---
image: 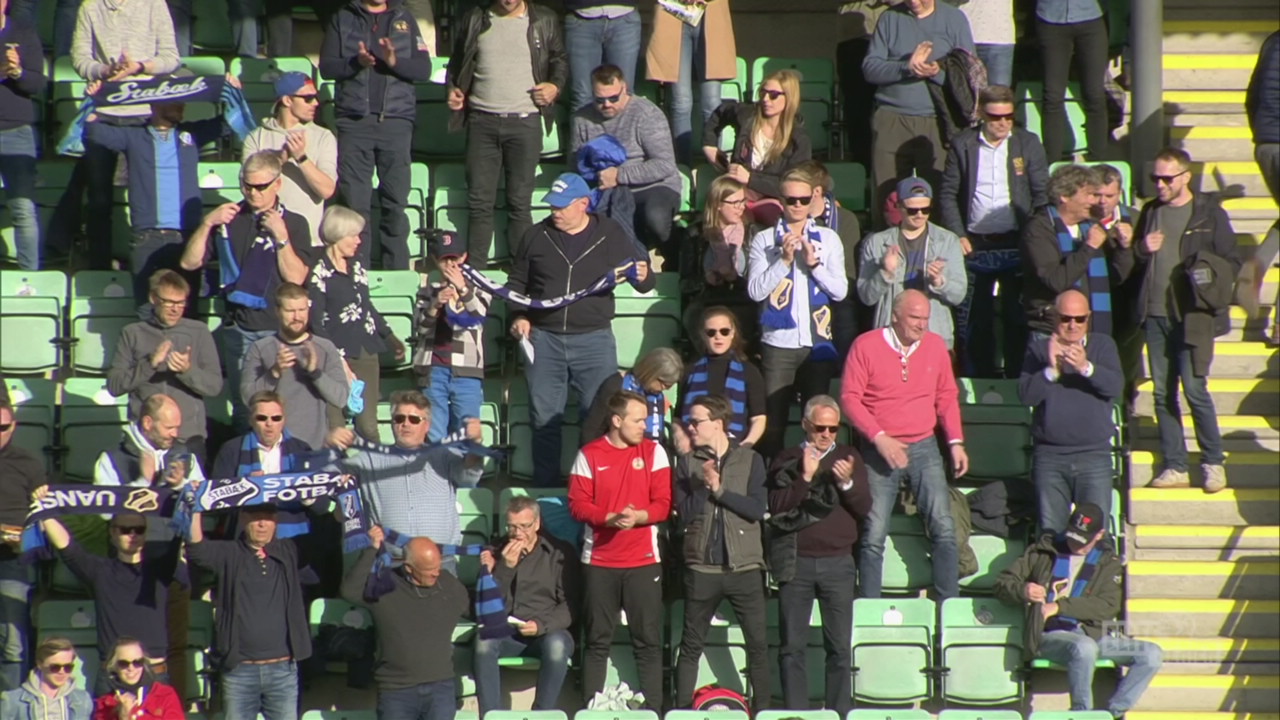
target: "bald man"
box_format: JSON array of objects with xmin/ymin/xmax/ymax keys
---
[
  {"xmin": 1018, "ymin": 289, "xmax": 1123, "ymax": 534},
  {"xmin": 841, "ymin": 289, "xmax": 967, "ymax": 600},
  {"xmin": 342, "ymin": 526, "xmax": 469, "ymax": 720}
]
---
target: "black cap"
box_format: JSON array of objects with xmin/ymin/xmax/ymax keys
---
[
  {"xmin": 1062, "ymin": 503, "xmax": 1106, "ymax": 552},
  {"xmin": 427, "ymin": 229, "xmax": 464, "ymax": 259}
]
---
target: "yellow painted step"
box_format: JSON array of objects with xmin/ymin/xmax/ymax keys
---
[
  {"xmin": 1164, "ymin": 20, "xmax": 1280, "ymax": 34},
  {"xmin": 1135, "ymin": 417, "xmax": 1277, "ymax": 431},
  {"xmin": 1150, "ymin": 674, "xmax": 1280, "ymax": 690},
  {"xmin": 1132, "ymin": 451, "xmax": 1280, "ymax": 465},
  {"xmin": 1135, "ymin": 525, "xmax": 1280, "ymax": 543},
  {"xmin": 1164, "ymin": 54, "xmax": 1262, "ymax": 70},
  {"xmin": 1135, "ymin": 377, "xmax": 1279, "ymax": 394},
  {"xmin": 1171, "ymin": 126, "xmax": 1255, "ymax": 140},
  {"xmin": 1197, "ymin": 161, "xmax": 1266, "ymax": 176},
  {"xmin": 1130, "ymin": 714, "xmax": 1280, "ymax": 720},
  {"xmin": 1129, "ymin": 598, "xmax": 1280, "ymax": 614},
  {"xmin": 1224, "ymin": 197, "xmax": 1280, "ymax": 212},
  {"xmin": 1164, "ymin": 90, "xmax": 1248, "ymax": 105},
  {"xmin": 1129, "ymin": 560, "xmax": 1280, "ymax": 577},
  {"xmin": 1130, "ymin": 488, "xmax": 1280, "ymax": 504},
  {"xmin": 1137, "ymin": 637, "xmax": 1280, "ymax": 654}
]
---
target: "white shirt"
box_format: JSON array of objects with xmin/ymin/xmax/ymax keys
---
[
  {"xmin": 258, "ymin": 438, "xmax": 284, "ymax": 475},
  {"xmin": 968, "ymin": 132, "xmax": 1017, "ymax": 235},
  {"xmin": 747, "ymin": 223, "xmax": 849, "ymax": 350}
]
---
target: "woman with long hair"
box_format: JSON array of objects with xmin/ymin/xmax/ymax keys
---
[
  {"xmin": 581, "ymin": 347, "xmax": 684, "ymax": 445},
  {"xmin": 701, "ymin": 69, "xmax": 811, "ymax": 226},
  {"xmin": 91, "ymin": 637, "xmax": 183, "ymax": 720},
  {"xmin": 701, "ymin": 175, "xmax": 751, "ymax": 288},
  {"xmin": 675, "ymin": 306, "xmax": 767, "ymax": 453}
]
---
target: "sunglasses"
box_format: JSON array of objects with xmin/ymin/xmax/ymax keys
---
[
  {"xmin": 254, "ymin": 414, "xmax": 284, "ymax": 423},
  {"xmin": 808, "ymin": 424, "xmax": 839, "ymax": 435},
  {"xmin": 45, "ymin": 663, "xmax": 75, "ymax": 675},
  {"xmin": 291, "ymin": 94, "xmax": 320, "ymax": 104},
  {"xmin": 902, "ymin": 206, "xmax": 932, "ymax": 216},
  {"xmin": 984, "ymin": 112, "xmax": 1015, "ymax": 122},
  {"xmin": 704, "ymin": 327, "xmax": 733, "ymax": 338},
  {"xmin": 686, "ymin": 417, "xmax": 710, "ymax": 428},
  {"xmin": 154, "ymin": 297, "xmax": 187, "ymax": 308},
  {"xmin": 392, "ymin": 414, "xmax": 425, "ymax": 425},
  {"xmin": 112, "ymin": 525, "xmax": 147, "ymax": 535},
  {"xmin": 1058, "ymin": 314, "xmax": 1090, "ymax": 324},
  {"xmin": 115, "ymin": 659, "xmax": 146, "ymax": 670},
  {"xmin": 722, "ymin": 197, "xmax": 747, "ymax": 207},
  {"xmin": 241, "ymin": 175, "xmax": 280, "ymax": 192},
  {"xmin": 758, "ymin": 88, "xmax": 785, "ymax": 101},
  {"xmin": 1150, "ymin": 170, "xmax": 1188, "ymax": 185},
  {"xmin": 783, "ymin": 195, "xmax": 812, "ymax": 206},
  {"xmin": 594, "ymin": 91, "xmax": 623, "ymax": 106},
  {"xmin": 0, "ymin": 423, "xmax": 11, "ymax": 432}
]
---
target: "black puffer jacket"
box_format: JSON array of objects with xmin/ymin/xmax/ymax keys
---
[{"xmin": 319, "ymin": 0, "xmax": 432, "ymax": 121}]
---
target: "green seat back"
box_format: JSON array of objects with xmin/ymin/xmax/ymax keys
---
[
  {"xmin": 6, "ymin": 377, "xmax": 56, "ymax": 461},
  {"xmin": 231, "ymin": 56, "xmax": 315, "ymax": 84},
  {"xmin": 827, "ymin": 162, "xmax": 869, "ymax": 213},
  {"xmin": 961, "ymin": 534, "xmax": 1027, "ymax": 593},
  {"xmin": 755, "ymin": 713, "xmax": 837, "ymax": 720},
  {"xmin": 180, "ymin": 56, "xmax": 228, "ymax": 76},
  {"xmin": 940, "ymin": 598, "xmax": 1026, "ymax": 705},
  {"xmin": 308, "ymin": 598, "xmax": 373, "ymax": 636},
  {"xmin": 575, "ymin": 712, "xmax": 659, "ymax": 720},
  {"xmin": 61, "ymin": 379, "xmax": 130, "ymax": 480},
  {"xmin": 881, "ymin": 533, "xmax": 934, "ymax": 593},
  {"xmin": 414, "ymin": 102, "xmax": 468, "ymax": 158},
  {"xmin": 613, "ymin": 314, "xmax": 682, "ymax": 369},
  {"xmin": 36, "ymin": 600, "xmax": 97, "ymax": 646},
  {"xmin": 665, "ymin": 712, "xmax": 749, "ymax": 720},
  {"xmin": 937, "ymin": 712, "xmax": 1026, "ymax": 720},
  {"xmin": 0, "ymin": 291, "xmax": 63, "ymax": 373},
  {"xmin": 485, "ymin": 712, "xmax": 569, "ymax": 720},
  {"xmin": 1016, "ymin": 82, "xmax": 1089, "ymax": 157},
  {"xmin": 847, "ymin": 711, "xmax": 933, "ymax": 720},
  {"xmin": 70, "ymin": 296, "xmax": 137, "ymax": 374}
]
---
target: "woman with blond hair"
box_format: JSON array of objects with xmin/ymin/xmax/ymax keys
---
[
  {"xmin": 702, "ymin": 69, "xmax": 811, "ymax": 226},
  {"xmin": 91, "ymin": 638, "xmax": 183, "ymax": 720}
]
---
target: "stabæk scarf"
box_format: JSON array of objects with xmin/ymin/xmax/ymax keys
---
[
  {"xmin": 20, "ymin": 485, "xmax": 179, "ymax": 561},
  {"xmin": 459, "ymin": 261, "xmax": 641, "ymax": 311},
  {"xmin": 760, "ymin": 218, "xmax": 837, "ymax": 361}
]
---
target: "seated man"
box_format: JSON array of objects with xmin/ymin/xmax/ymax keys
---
[
  {"xmin": 995, "ymin": 503, "xmax": 1163, "ymax": 716},
  {"xmin": 474, "ymin": 496, "xmax": 579, "ymax": 715},
  {"xmin": 570, "ymin": 63, "xmax": 682, "ymax": 262},
  {"xmin": 94, "ymin": 393, "xmax": 205, "ymax": 506}
]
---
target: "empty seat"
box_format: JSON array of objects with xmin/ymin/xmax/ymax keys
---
[
  {"xmin": 179, "ymin": 56, "xmax": 228, "ymax": 76},
  {"xmin": 664, "ymin": 711, "xmax": 749, "ymax": 720},
  {"xmin": 847, "ymin": 711, "xmax": 933, "ymax": 720},
  {"xmin": 940, "ymin": 597, "xmax": 1026, "ymax": 706},
  {"xmin": 60, "ymin": 378, "xmax": 130, "ymax": 481},
  {"xmin": 958, "ymin": 378, "xmax": 1034, "ymax": 481},
  {"xmin": 455, "ymin": 488, "xmax": 494, "ymax": 584},
  {"xmin": 485, "ymin": 713, "xmax": 568, "ymax": 720},
  {"xmin": 937, "ymin": 712, "xmax": 1025, "ymax": 720},
  {"xmin": 575, "ymin": 712, "xmax": 658, "ymax": 720},
  {"xmin": 69, "ymin": 270, "xmax": 137, "ymax": 375},
  {"xmin": 851, "ymin": 598, "xmax": 936, "ymax": 704},
  {"xmin": 5, "ymin": 377, "xmax": 56, "ymax": 469},
  {"xmin": 36, "ymin": 599, "xmax": 97, "ymax": 646},
  {"xmin": 0, "ymin": 269, "xmax": 67, "ymax": 374}
]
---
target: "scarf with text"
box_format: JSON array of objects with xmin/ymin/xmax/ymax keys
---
[
  {"xmin": 1044, "ymin": 542, "xmax": 1104, "ymax": 633},
  {"xmin": 761, "ymin": 219, "xmax": 837, "ymax": 361},
  {"xmin": 20, "ymin": 485, "xmax": 179, "ymax": 561},
  {"xmin": 217, "ymin": 204, "xmax": 285, "ymax": 310},
  {"xmin": 620, "ymin": 373, "xmax": 669, "ymax": 442},
  {"xmin": 234, "ymin": 431, "xmax": 318, "ymax": 539},
  {"xmin": 1049, "ymin": 205, "xmax": 1112, "ymax": 335},
  {"xmin": 459, "ymin": 262, "xmax": 640, "ymax": 312},
  {"xmin": 683, "ymin": 354, "xmax": 749, "ymax": 439}
]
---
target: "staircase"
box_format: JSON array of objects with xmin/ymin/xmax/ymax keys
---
[{"xmin": 1122, "ymin": 7, "xmax": 1280, "ymax": 718}]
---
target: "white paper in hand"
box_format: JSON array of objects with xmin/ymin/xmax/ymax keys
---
[{"xmin": 519, "ymin": 335, "xmax": 535, "ymax": 364}]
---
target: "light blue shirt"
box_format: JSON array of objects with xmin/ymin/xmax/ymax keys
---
[
  {"xmin": 747, "ymin": 223, "xmax": 849, "ymax": 350},
  {"xmin": 1036, "ymin": 0, "xmax": 1104, "ymax": 24},
  {"xmin": 968, "ymin": 132, "xmax": 1017, "ymax": 234}
]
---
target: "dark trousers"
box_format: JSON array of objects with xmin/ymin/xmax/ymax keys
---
[
  {"xmin": 1037, "ymin": 17, "xmax": 1110, "ymax": 162},
  {"xmin": 581, "ymin": 563, "xmax": 664, "ymax": 709},
  {"xmin": 465, "ymin": 112, "xmax": 542, "ymax": 268},
  {"xmin": 760, "ymin": 345, "xmax": 837, "ymax": 458},
  {"xmin": 961, "ymin": 249, "xmax": 1027, "ymax": 378},
  {"xmin": 55, "ymin": 116, "xmax": 146, "ymax": 268},
  {"xmin": 336, "ymin": 115, "xmax": 414, "ymax": 270},
  {"xmin": 377, "ymin": 679, "xmax": 456, "ymax": 720},
  {"xmin": 632, "ymin": 185, "xmax": 681, "ymax": 256},
  {"xmin": 778, "ymin": 554, "xmax": 856, "ymax": 713},
  {"xmin": 870, "ymin": 106, "xmax": 944, "ymax": 230},
  {"xmin": 131, "ymin": 229, "xmax": 199, "ymax": 310},
  {"xmin": 675, "ymin": 568, "xmax": 770, "ymax": 710}
]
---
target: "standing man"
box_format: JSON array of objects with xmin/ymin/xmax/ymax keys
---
[
  {"xmin": 747, "ymin": 169, "xmax": 848, "ymax": 458},
  {"xmin": 862, "ymin": 0, "xmax": 975, "ymax": 228},
  {"xmin": 767, "ymin": 395, "xmax": 870, "ymax": 713},
  {"xmin": 570, "ymin": 64, "xmax": 682, "ymax": 260},
  {"xmin": 1018, "ymin": 290, "xmax": 1123, "ymax": 534},
  {"xmin": 563, "ymin": 1, "xmax": 640, "ymax": 113},
  {"xmin": 474, "ymin": 497, "xmax": 579, "ymax": 716},
  {"xmin": 1020, "ymin": 164, "xmax": 1135, "ymax": 339},
  {"xmin": 242, "ymin": 71, "xmax": 339, "ymax": 250},
  {"xmin": 1090, "ymin": 164, "xmax": 1143, "ymax": 410},
  {"xmin": 568, "ymin": 391, "xmax": 671, "ymax": 709},
  {"xmin": 0, "ymin": 400, "xmax": 41, "ymax": 690},
  {"xmin": 319, "ymin": 0, "xmax": 432, "ymax": 270},
  {"xmin": 187, "ymin": 503, "xmax": 311, "ymax": 720},
  {"xmin": 108, "ymin": 270, "xmax": 223, "ymax": 466},
  {"xmin": 0, "ymin": 0, "xmax": 45, "ymax": 271},
  {"xmin": 179, "ymin": 151, "xmax": 317, "ymax": 429},
  {"xmin": 841, "ymin": 290, "xmax": 967, "ymax": 599},
  {"xmin": 938, "ymin": 85, "xmax": 1051, "ymax": 377},
  {"xmin": 241, "ymin": 283, "xmax": 350, "ymax": 451},
  {"xmin": 507, "ymin": 173, "xmax": 653, "ymax": 487},
  {"xmin": 793, "ymin": 161, "xmax": 864, "ymax": 360},
  {"xmin": 858, "ymin": 177, "xmax": 967, "ymax": 351},
  {"xmin": 1135, "ymin": 149, "xmax": 1241, "ymax": 493},
  {"xmin": 447, "ymin": 0, "xmax": 568, "ymax": 267},
  {"xmin": 342, "ymin": 529, "xmax": 469, "ymax": 720},
  {"xmin": 672, "ymin": 395, "xmax": 770, "ymax": 712},
  {"xmin": 1241, "ymin": 31, "xmax": 1279, "ymax": 344}
]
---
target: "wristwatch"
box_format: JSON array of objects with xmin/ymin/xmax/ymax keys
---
[{"xmin": 296, "ymin": 154, "xmax": 309, "ymax": 164}]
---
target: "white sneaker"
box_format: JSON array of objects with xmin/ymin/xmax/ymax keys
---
[
  {"xmin": 1202, "ymin": 464, "xmax": 1228, "ymax": 494},
  {"xmin": 1148, "ymin": 468, "xmax": 1191, "ymax": 488}
]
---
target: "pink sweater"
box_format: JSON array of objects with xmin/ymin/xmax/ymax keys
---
[{"xmin": 840, "ymin": 329, "xmax": 964, "ymax": 444}]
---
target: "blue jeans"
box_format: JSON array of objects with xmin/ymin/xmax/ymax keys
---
[
  {"xmin": 1037, "ymin": 630, "xmax": 1163, "ymax": 714},
  {"xmin": 1143, "ymin": 317, "xmax": 1224, "ymax": 470},
  {"xmin": 858, "ymin": 437, "xmax": 959, "ymax": 599},
  {"xmin": 526, "ymin": 327, "xmax": 618, "ymax": 487},
  {"xmin": 976, "ymin": 43, "xmax": 1016, "ymax": 88},
  {"xmin": 670, "ymin": 18, "xmax": 724, "ymax": 164},
  {"xmin": 228, "ymin": 0, "xmax": 262, "ymax": 57},
  {"xmin": 221, "ymin": 325, "xmax": 276, "ymax": 433},
  {"xmin": 563, "ymin": 11, "xmax": 642, "ymax": 113},
  {"xmin": 377, "ymin": 678, "xmax": 456, "ymax": 720},
  {"xmin": 424, "ymin": 368, "xmax": 484, "ymax": 443},
  {"xmin": 474, "ymin": 629, "xmax": 574, "ymax": 715},
  {"xmin": 0, "ymin": 126, "xmax": 40, "ymax": 270},
  {"xmin": 222, "ymin": 659, "xmax": 299, "ymax": 720},
  {"xmin": 0, "ymin": 559, "xmax": 32, "ymax": 692},
  {"xmin": 1033, "ymin": 449, "xmax": 1113, "ymax": 535}
]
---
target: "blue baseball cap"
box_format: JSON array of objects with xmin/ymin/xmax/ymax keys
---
[
  {"xmin": 896, "ymin": 176, "xmax": 933, "ymax": 201},
  {"xmin": 274, "ymin": 71, "xmax": 316, "ymax": 99},
  {"xmin": 541, "ymin": 173, "xmax": 592, "ymax": 209}
]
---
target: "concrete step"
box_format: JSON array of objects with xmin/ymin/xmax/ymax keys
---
[
  {"xmin": 1223, "ymin": 306, "xmax": 1276, "ymax": 342},
  {"xmin": 1133, "ymin": 524, "xmax": 1280, "ymax": 552},
  {"xmin": 1176, "ymin": 138, "xmax": 1261, "ymax": 162},
  {"xmin": 1127, "ymin": 559, "xmax": 1280, "ymax": 599},
  {"xmin": 1163, "ymin": 54, "xmax": 1258, "ymax": 92},
  {"xmin": 1134, "ymin": 418, "xmax": 1280, "ymax": 453},
  {"xmin": 1126, "ymin": 598, "xmax": 1280, "ymax": 638},
  {"xmin": 1173, "ymin": 113, "xmax": 1250, "ymax": 128},
  {"xmin": 1138, "ymin": 342, "xmax": 1279, "ymax": 378},
  {"xmin": 1134, "ymin": 378, "xmax": 1279, "ymax": 416},
  {"xmin": 1135, "ymin": 547, "xmax": 1280, "ymax": 561},
  {"xmin": 1128, "ymin": 487, "xmax": 1280, "ymax": 525},
  {"xmin": 1136, "ymin": 637, "xmax": 1280, "ymax": 665},
  {"xmin": 1162, "ymin": 26, "xmax": 1276, "ymax": 55},
  {"xmin": 1133, "ymin": 673, "xmax": 1280, "ymax": 712},
  {"xmin": 1224, "ymin": 197, "xmax": 1280, "ymax": 219},
  {"xmin": 1156, "ymin": 662, "xmax": 1280, "ymax": 676},
  {"xmin": 1234, "ymin": 218, "xmax": 1279, "ymax": 236},
  {"xmin": 1129, "ymin": 714, "xmax": 1280, "ymax": 720},
  {"xmin": 1165, "ymin": 8, "xmax": 1280, "ymax": 21}
]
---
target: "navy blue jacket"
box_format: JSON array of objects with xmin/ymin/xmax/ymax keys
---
[
  {"xmin": 938, "ymin": 127, "xmax": 1051, "ymax": 244},
  {"xmin": 319, "ymin": 0, "xmax": 432, "ymax": 122},
  {"xmin": 1247, "ymin": 31, "xmax": 1280, "ymax": 144},
  {"xmin": 1018, "ymin": 332, "xmax": 1123, "ymax": 453},
  {"xmin": 0, "ymin": 12, "xmax": 47, "ymax": 130}
]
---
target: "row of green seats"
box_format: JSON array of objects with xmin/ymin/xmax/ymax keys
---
[{"xmin": 293, "ymin": 711, "xmax": 1112, "ymax": 720}]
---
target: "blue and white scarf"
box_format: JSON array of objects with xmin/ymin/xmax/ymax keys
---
[
  {"xmin": 760, "ymin": 219, "xmax": 837, "ymax": 361},
  {"xmin": 620, "ymin": 372, "xmax": 668, "ymax": 442},
  {"xmin": 232, "ymin": 431, "xmax": 315, "ymax": 539},
  {"xmin": 1049, "ymin": 205, "xmax": 1112, "ymax": 335},
  {"xmin": 1044, "ymin": 543, "xmax": 1104, "ymax": 633},
  {"xmin": 459, "ymin": 262, "xmax": 640, "ymax": 311},
  {"xmin": 683, "ymin": 354, "xmax": 749, "ymax": 439},
  {"xmin": 217, "ymin": 204, "xmax": 286, "ymax": 310},
  {"xmin": 20, "ymin": 485, "xmax": 179, "ymax": 561}
]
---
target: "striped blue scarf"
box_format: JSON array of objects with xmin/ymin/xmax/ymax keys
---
[
  {"xmin": 683, "ymin": 354, "xmax": 748, "ymax": 439},
  {"xmin": 1049, "ymin": 206, "xmax": 1112, "ymax": 335},
  {"xmin": 760, "ymin": 219, "xmax": 837, "ymax": 361},
  {"xmin": 460, "ymin": 261, "xmax": 639, "ymax": 311},
  {"xmin": 620, "ymin": 373, "xmax": 667, "ymax": 442},
  {"xmin": 1045, "ymin": 544, "xmax": 1103, "ymax": 633}
]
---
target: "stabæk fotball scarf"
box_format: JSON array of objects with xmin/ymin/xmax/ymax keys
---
[
  {"xmin": 20, "ymin": 485, "xmax": 179, "ymax": 561},
  {"xmin": 459, "ymin": 261, "xmax": 641, "ymax": 311},
  {"xmin": 760, "ymin": 218, "xmax": 837, "ymax": 361}
]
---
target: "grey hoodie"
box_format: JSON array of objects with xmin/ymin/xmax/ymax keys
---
[
  {"xmin": 0, "ymin": 671, "xmax": 92, "ymax": 720},
  {"xmin": 70, "ymin": 0, "xmax": 180, "ymax": 117},
  {"xmin": 106, "ymin": 315, "xmax": 223, "ymax": 442},
  {"xmin": 242, "ymin": 117, "xmax": 339, "ymax": 248}
]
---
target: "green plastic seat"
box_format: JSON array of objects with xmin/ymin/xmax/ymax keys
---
[
  {"xmin": 5, "ymin": 377, "xmax": 56, "ymax": 467},
  {"xmin": 575, "ymin": 712, "xmax": 658, "ymax": 720},
  {"xmin": 847, "ymin": 711, "xmax": 933, "ymax": 720},
  {"xmin": 827, "ymin": 162, "xmax": 869, "ymax": 213},
  {"xmin": 485, "ymin": 713, "xmax": 568, "ymax": 720},
  {"xmin": 665, "ymin": 712, "xmax": 749, "ymax": 720},
  {"xmin": 1, "ymin": 269, "xmax": 66, "ymax": 373},
  {"xmin": 188, "ymin": 600, "xmax": 215, "ymax": 650},
  {"xmin": 851, "ymin": 598, "xmax": 936, "ymax": 704},
  {"xmin": 613, "ymin": 314, "xmax": 682, "ymax": 369},
  {"xmin": 961, "ymin": 534, "xmax": 1028, "ymax": 593},
  {"xmin": 756, "ymin": 713, "xmax": 836, "ymax": 720},
  {"xmin": 69, "ymin": 272, "xmax": 138, "ymax": 374},
  {"xmin": 60, "ymin": 379, "xmax": 130, "ymax": 480},
  {"xmin": 36, "ymin": 600, "xmax": 97, "ymax": 646},
  {"xmin": 1026, "ymin": 711, "xmax": 1114, "ymax": 720},
  {"xmin": 231, "ymin": 57, "xmax": 315, "ymax": 84},
  {"xmin": 940, "ymin": 597, "xmax": 1026, "ymax": 706},
  {"xmin": 1016, "ymin": 81, "xmax": 1090, "ymax": 157},
  {"xmin": 191, "ymin": 0, "xmax": 235, "ymax": 50},
  {"xmin": 413, "ymin": 102, "xmax": 468, "ymax": 159},
  {"xmin": 880, "ymin": 533, "xmax": 934, "ymax": 593},
  {"xmin": 957, "ymin": 378, "xmax": 1033, "ymax": 480},
  {"xmin": 937, "ymin": 712, "xmax": 1025, "ymax": 720},
  {"xmin": 180, "ymin": 56, "xmax": 228, "ymax": 76}
]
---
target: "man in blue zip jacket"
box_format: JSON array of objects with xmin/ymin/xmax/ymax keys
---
[{"xmin": 319, "ymin": 0, "xmax": 432, "ymax": 271}]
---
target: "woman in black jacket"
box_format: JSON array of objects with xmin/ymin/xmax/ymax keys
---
[{"xmin": 701, "ymin": 69, "xmax": 811, "ymax": 226}]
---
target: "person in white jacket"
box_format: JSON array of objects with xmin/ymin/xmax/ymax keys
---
[{"xmin": 858, "ymin": 177, "xmax": 967, "ymax": 349}]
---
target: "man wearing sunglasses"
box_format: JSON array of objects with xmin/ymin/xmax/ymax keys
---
[
  {"xmin": 793, "ymin": 161, "xmax": 864, "ymax": 360},
  {"xmin": 1018, "ymin": 289, "xmax": 1123, "ymax": 535},
  {"xmin": 570, "ymin": 64, "xmax": 681, "ymax": 264},
  {"xmin": 767, "ymin": 395, "xmax": 870, "ymax": 714},
  {"xmin": 1132, "ymin": 148, "xmax": 1241, "ymax": 494},
  {"xmin": 211, "ymin": 391, "xmax": 314, "ymax": 484},
  {"xmin": 0, "ymin": 398, "xmax": 42, "ymax": 690},
  {"xmin": 242, "ymin": 71, "xmax": 337, "ymax": 250},
  {"xmin": 938, "ymin": 84, "xmax": 1049, "ymax": 378},
  {"xmin": 33, "ymin": 487, "xmax": 187, "ymax": 694},
  {"xmin": 0, "ymin": 637, "xmax": 91, "ymax": 715}
]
